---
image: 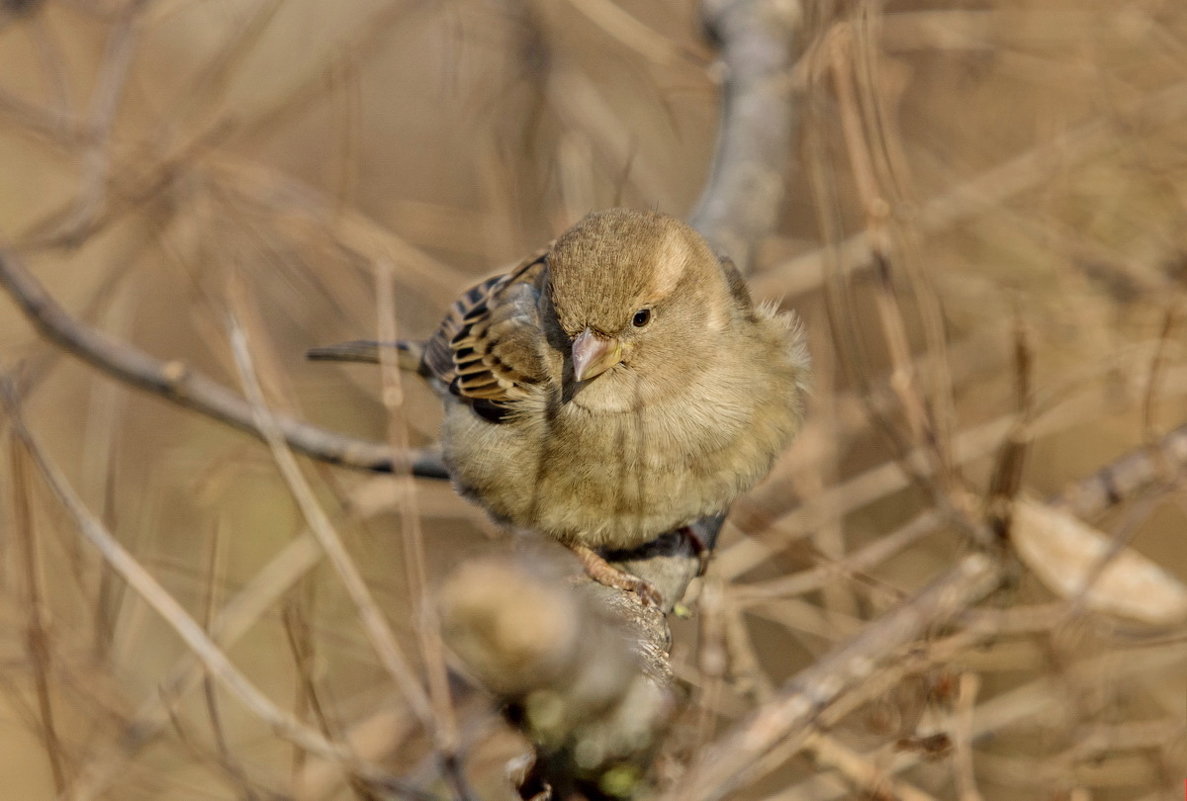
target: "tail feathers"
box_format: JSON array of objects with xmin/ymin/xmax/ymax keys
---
[{"xmin": 306, "ymin": 339, "xmax": 426, "ymax": 373}]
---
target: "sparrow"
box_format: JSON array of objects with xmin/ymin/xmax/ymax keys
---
[{"xmin": 311, "ymin": 209, "xmax": 810, "ymax": 604}]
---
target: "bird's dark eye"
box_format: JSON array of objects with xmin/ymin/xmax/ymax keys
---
[{"xmin": 632, "ymin": 308, "xmax": 652, "ymax": 328}]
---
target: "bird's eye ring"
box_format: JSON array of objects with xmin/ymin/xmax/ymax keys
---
[{"xmin": 632, "ymin": 308, "xmax": 652, "ymax": 328}]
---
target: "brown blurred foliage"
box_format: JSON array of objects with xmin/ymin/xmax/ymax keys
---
[{"xmin": 0, "ymin": 1, "xmax": 1185, "ymax": 800}]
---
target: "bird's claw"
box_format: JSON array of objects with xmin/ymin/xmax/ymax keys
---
[{"xmin": 571, "ymin": 543, "xmax": 664, "ymax": 607}]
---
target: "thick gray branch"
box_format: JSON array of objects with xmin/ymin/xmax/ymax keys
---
[{"xmin": 690, "ymin": 0, "xmax": 800, "ymax": 273}]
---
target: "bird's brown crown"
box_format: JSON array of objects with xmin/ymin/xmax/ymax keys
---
[{"xmin": 546, "ymin": 208, "xmax": 719, "ymax": 338}]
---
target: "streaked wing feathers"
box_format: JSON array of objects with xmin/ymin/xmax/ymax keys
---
[{"xmin": 422, "ymin": 251, "xmax": 549, "ymax": 411}]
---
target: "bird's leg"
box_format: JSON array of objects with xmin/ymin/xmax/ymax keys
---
[
  {"xmin": 678, "ymin": 525, "xmax": 712, "ymax": 576},
  {"xmin": 570, "ymin": 543, "xmax": 663, "ymax": 607}
]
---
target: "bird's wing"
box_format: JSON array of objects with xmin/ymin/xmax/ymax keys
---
[{"xmin": 422, "ymin": 249, "xmax": 551, "ymax": 410}]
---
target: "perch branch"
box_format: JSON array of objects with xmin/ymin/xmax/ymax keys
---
[{"xmin": 439, "ymin": 558, "xmax": 677, "ymax": 800}]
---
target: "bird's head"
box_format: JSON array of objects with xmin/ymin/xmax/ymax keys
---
[{"xmin": 546, "ymin": 209, "xmax": 731, "ymax": 393}]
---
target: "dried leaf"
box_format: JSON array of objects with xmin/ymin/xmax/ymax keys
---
[{"xmin": 1012, "ymin": 498, "xmax": 1187, "ymax": 625}]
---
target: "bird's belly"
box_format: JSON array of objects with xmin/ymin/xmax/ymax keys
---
[{"xmin": 442, "ymin": 399, "xmax": 762, "ymax": 550}]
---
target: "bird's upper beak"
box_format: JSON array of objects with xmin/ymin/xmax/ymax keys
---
[{"xmin": 571, "ymin": 328, "xmax": 622, "ymax": 382}]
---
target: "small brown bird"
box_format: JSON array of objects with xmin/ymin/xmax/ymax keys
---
[{"xmin": 312, "ymin": 209, "xmax": 809, "ymax": 603}]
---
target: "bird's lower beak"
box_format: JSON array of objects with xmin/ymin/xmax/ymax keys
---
[{"xmin": 571, "ymin": 328, "xmax": 622, "ymax": 382}]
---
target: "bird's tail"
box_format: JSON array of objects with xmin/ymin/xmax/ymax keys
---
[{"xmin": 306, "ymin": 339, "xmax": 426, "ymax": 374}]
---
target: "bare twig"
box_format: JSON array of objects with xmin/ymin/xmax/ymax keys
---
[
  {"xmin": 0, "ymin": 381, "xmax": 437, "ymax": 801},
  {"xmin": 9, "ymin": 431, "xmax": 68, "ymax": 793},
  {"xmin": 1056, "ymin": 421, "xmax": 1187, "ymax": 520},
  {"xmin": 224, "ymin": 306, "xmax": 435, "ymax": 727},
  {"xmin": 570, "ymin": 0, "xmax": 712, "ymax": 68},
  {"xmin": 65, "ymin": 517, "xmax": 375, "ymax": 801},
  {"xmin": 953, "ymin": 672, "xmax": 984, "ymax": 801},
  {"xmin": 721, "ymin": 357, "xmax": 1187, "ymax": 581},
  {"xmin": 372, "ymin": 257, "xmax": 468, "ymax": 797},
  {"xmin": 802, "ymin": 731, "xmax": 940, "ymax": 801},
  {"xmin": 0, "ymin": 249, "xmax": 447, "ymax": 477},
  {"xmin": 753, "ymin": 80, "xmax": 1187, "ymax": 299},
  {"xmin": 668, "ymin": 553, "xmax": 1004, "ymax": 801},
  {"xmin": 59, "ymin": 0, "xmax": 146, "ymax": 245}
]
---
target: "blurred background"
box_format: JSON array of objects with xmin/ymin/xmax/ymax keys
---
[{"xmin": 0, "ymin": 0, "xmax": 1184, "ymax": 799}]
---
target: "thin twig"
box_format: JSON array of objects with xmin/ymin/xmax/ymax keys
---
[
  {"xmin": 754, "ymin": 80, "xmax": 1187, "ymax": 299},
  {"xmin": 0, "ymin": 249, "xmax": 447, "ymax": 477},
  {"xmin": 223, "ymin": 305, "xmax": 435, "ymax": 728},
  {"xmin": 9, "ymin": 432, "xmax": 68, "ymax": 793},
  {"xmin": 667, "ymin": 553, "xmax": 1004, "ymax": 801},
  {"xmin": 64, "ymin": 531, "xmax": 324, "ymax": 801},
  {"xmin": 802, "ymin": 730, "xmax": 940, "ymax": 801},
  {"xmin": 373, "ymin": 257, "xmax": 469, "ymax": 798},
  {"xmin": 58, "ymin": 0, "xmax": 146, "ymax": 245},
  {"xmin": 0, "ymin": 380, "xmax": 439, "ymax": 801},
  {"xmin": 568, "ymin": 0, "xmax": 711, "ymax": 68},
  {"xmin": 953, "ymin": 672, "xmax": 984, "ymax": 801}
]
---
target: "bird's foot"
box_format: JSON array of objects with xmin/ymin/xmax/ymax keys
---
[{"xmin": 571, "ymin": 544, "xmax": 663, "ymax": 607}]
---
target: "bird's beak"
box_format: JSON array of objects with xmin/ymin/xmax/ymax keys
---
[{"xmin": 571, "ymin": 328, "xmax": 622, "ymax": 382}]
